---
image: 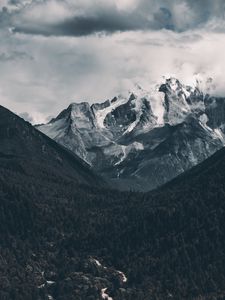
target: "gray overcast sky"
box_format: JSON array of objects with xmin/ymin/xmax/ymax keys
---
[{"xmin": 1, "ymin": 0, "xmax": 225, "ymax": 123}]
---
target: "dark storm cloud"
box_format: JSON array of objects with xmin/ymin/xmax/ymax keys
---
[
  {"xmin": 4, "ymin": 0, "xmax": 225, "ymax": 37},
  {"xmin": 13, "ymin": 12, "xmax": 142, "ymax": 36}
]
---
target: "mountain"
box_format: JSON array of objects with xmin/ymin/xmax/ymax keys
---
[
  {"xmin": 0, "ymin": 105, "xmax": 102, "ymax": 187},
  {"xmin": 2, "ymin": 104, "xmax": 225, "ymax": 299},
  {"xmin": 37, "ymin": 77, "xmax": 225, "ymax": 191}
]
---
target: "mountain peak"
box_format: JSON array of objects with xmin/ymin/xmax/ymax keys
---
[
  {"xmin": 0, "ymin": 104, "xmax": 101, "ymax": 186},
  {"xmin": 159, "ymin": 77, "xmax": 184, "ymax": 94},
  {"xmin": 37, "ymin": 76, "xmax": 225, "ymax": 191},
  {"xmin": 69, "ymin": 101, "xmax": 91, "ymax": 110},
  {"xmin": 166, "ymin": 77, "xmax": 181, "ymax": 89}
]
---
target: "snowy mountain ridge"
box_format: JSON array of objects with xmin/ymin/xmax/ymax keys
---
[{"xmin": 37, "ymin": 77, "xmax": 225, "ymax": 191}]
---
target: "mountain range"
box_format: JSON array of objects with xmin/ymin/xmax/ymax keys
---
[
  {"xmin": 2, "ymin": 102, "xmax": 225, "ymax": 299},
  {"xmin": 37, "ymin": 77, "xmax": 225, "ymax": 191}
]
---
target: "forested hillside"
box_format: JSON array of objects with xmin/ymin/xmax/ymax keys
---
[{"xmin": 1, "ymin": 105, "xmax": 225, "ymax": 299}]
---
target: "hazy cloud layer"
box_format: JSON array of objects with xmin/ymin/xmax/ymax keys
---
[
  {"xmin": 0, "ymin": 50, "xmax": 33, "ymax": 61},
  {"xmin": 0, "ymin": 1, "xmax": 225, "ymax": 122}
]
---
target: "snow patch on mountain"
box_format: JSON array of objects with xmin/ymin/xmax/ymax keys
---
[
  {"xmin": 214, "ymin": 128, "xmax": 225, "ymax": 145},
  {"xmin": 94, "ymin": 95, "xmax": 129, "ymax": 129},
  {"xmin": 199, "ymin": 113, "xmax": 210, "ymax": 129},
  {"xmin": 89, "ymin": 257, "xmax": 127, "ymax": 299},
  {"xmin": 117, "ymin": 271, "xmax": 127, "ymax": 283},
  {"xmin": 115, "ymin": 142, "xmax": 144, "ymax": 166},
  {"xmin": 149, "ymin": 90, "xmax": 165, "ymax": 126},
  {"xmin": 101, "ymin": 288, "xmax": 113, "ymax": 300}
]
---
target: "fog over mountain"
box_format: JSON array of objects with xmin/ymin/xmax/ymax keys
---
[{"xmin": 1, "ymin": 0, "xmax": 225, "ymax": 122}]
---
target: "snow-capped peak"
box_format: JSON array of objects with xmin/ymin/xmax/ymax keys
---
[
  {"xmin": 166, "ymin": 77, "xmax": 181, "ymax": 91},
  {"xmin": 92, "ymin": 95, "xmax": 130, "ymax": 129},
  {"xmin": 36, "ymin": 76, "xmax": 225, "ymax": 192}
]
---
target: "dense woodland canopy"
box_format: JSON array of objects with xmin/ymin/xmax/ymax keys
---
[{"xmin": 1, "ymin": 105, "xmax": 225, "ymax": 299}]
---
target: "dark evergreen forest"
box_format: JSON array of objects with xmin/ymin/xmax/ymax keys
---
[{"xmin": 1, "ymin": 105, "xmax": 225, "ymax": 299}]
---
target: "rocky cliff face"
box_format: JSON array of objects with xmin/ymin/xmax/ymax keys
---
[{"xmin": 37, "ymin": 78, "xmax": 225, "ymax": 191}]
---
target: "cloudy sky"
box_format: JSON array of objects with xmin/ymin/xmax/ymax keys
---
[{"xmin": 1, "ymin": 0, "xmax": 225, "ymax": 123}]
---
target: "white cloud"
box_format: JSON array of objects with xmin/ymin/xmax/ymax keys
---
[
  {"xmin": 20, "ymin": 0, "xmax": 73, "ymax": 24},
  {"xmin": 1, "ymin": 0, "xmax": 225, "ymax": 123},
  {"xmin": 115, "ymin": 0, "xmax": 139, "ymax": 11}
]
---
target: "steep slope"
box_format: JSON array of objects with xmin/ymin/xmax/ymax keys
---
[
  {"xmin": 37, "ymin": 78, "xmax": 225, "ymax": 191},
  {"xmin": 3, "ymin": 104, "xmax": 225, "ymax": 299},
  {"xmin": 0, "ymin": 105, "xmax": 101, "ymax": 186}
]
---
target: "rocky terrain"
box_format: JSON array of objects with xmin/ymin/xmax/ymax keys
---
[{"xmin": 37, "ymin": 78, "xmax": 225, "ymax": 191}]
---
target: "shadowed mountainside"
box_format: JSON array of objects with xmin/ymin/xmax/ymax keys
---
[{"xmin": 1, "ymin": 105, "xmax": 225, "ymax": 299}]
